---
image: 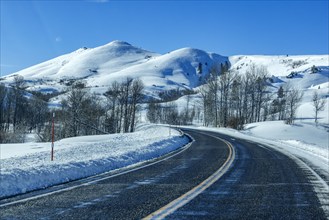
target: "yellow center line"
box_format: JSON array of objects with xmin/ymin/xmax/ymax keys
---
[{"xmin": 143, "ymin": 134, "xmax": 235, "ymax": 220}]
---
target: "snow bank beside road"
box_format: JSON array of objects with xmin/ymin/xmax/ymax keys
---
[
  {"xmin": 184, "ymin": 121, "xmax": 328, "ymax": 173},
  {"xmin": 0, "ymin": 125, "xmax": 189, "ymax": 198},
  {"xmin": 243, "ymin": 121, "xmax": 329, "ymax": 160}
]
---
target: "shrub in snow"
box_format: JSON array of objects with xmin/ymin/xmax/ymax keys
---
[
  {"xmin": 290, "ymin": 60, "xmax": 307, "ymax": 69},
  {"xmin": 286, "ymin": 71, "xmax": 298, "ymax": 78},
  {"xmin": 311, "ymin": 65, "xmax": 319, "ymax": 74}
]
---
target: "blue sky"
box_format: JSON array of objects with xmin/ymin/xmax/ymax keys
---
[{"xmin": 1, "ymin": 0, "xmax": 328, "ymax": 76}]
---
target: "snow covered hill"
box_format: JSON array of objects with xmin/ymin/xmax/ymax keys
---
[
  {"xmin": 230, "ymin": 54, "xmax": 328, "ymax": 77},
  {"xmin": 230, "ymin": 54, "xmax": 329, "ymax": 91},
  {"xmin": 0, "ymin": 40, "xmax": 228, "ymax": 100},
  {"xmin": 1, "ymin": 40, "xmax": 328, "ymax": 102}
]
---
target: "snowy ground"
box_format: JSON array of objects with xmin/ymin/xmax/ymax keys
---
[
  {"xmin": 243, "ymin": 121, "xmax": 328, "ymax": 160},
  {"xmin": 0, "ymin": 124, "xmax": 189, "ymax": 198}
]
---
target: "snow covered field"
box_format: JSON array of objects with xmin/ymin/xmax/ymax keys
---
[{"xmin": 0, "ymin": 125, "xmax": 189, "ymax": 198}]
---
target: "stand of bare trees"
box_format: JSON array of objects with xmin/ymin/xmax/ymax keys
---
[
  {"xmin": 1, "ymin": 76, "xmax": 145, "ymax": 143},
  {"xmin": 0, "ymin": 76, "xmax": 49, "ymax": 143},
  {"xmin": 104, "ymin": 78, "xmax": 144, "ymax": 133},
  {"xmin": 199, "ymin": 64, "xmax": 271, "ymax": 129},
  {"xmin": 145, "ymin": 64, "xmax": 306, "ymax": 129},
  {"xmin": 198, "ymin": 64, "xmax": 305, "ymax": 129},
  {"xmin": 59, "ymin": 84, "xmax": 105, "ymax": 138},
  {"xmin": 147, "ymin": 100, "xmax": 195, "ymax": 126}
]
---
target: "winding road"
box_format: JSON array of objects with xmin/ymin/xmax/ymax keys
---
[{"xmin": 0, "ymin": 129, "xmax": 328, "ymax": 219}]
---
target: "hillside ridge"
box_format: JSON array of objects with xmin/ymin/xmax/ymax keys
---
[{"xmin": 1, "ymin": 41, "xmax": 328, "ymax": 101}]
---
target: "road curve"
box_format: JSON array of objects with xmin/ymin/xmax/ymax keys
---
[
  {"xmin": 168, "ymin": 129, "xmax": 328, "ymax": 219},
  {"xmin": 0, "ymin": 129, "xmax": 231, "ymax": 219},
  {"xmin": 0, "ymin": 129, "xmax": 327, "ymax": 219}
]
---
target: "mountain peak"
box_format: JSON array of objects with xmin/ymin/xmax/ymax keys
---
[{"xmin": 107, "ymin": 40, "xmax": 132, "ymax": 47}]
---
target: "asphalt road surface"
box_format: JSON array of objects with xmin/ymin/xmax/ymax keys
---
[
  {"xmin": 0, "ymin": 129, "xmax": 327, "ymax": 219},
  {"xmin": 167, "ymin": 130, "xmax": 328, "ymax": 219}
]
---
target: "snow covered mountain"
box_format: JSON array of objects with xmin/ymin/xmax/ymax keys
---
[
  {"xmin": 0, "ymin": 40, "xmax": 228, "ymax": 99},
  {"xmin": 0, "ymin": 40, "xmax": 328, "ymax": 101}
]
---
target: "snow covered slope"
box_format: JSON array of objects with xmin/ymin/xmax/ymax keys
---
[
  {"xmin": 0, "ymin": 40, "xmax": 228, "ymax": 99},
  {"xmin": 229, "ymin": 55, "xmax": 328, "ymax": 93},
  {"xmin": 230, "ymin": 54, "xmax": 329, "ymax": 77},
  {"xmin": 1, "ymin": 40, "xmax": 327, "ymax": 102}
]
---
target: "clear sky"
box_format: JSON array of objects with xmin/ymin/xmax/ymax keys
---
[{"xmin": 1, "ymin": 0, "xmax": 328, "ymax": 76}]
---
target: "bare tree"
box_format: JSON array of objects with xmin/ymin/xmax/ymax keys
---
[
  {"xmin": 284, "ymin": 84, "xmax": 304, "ymax": 124},
  {"xmin": 12, "ymin": 75, "xmax": 27, "ymax": 131},
  {"xmin": 162, "ymin": 102, "xmax": 179, "ymax": 125},
  {"xmin": 28, "ymin": 96, "xmax": 49, "ymax": 133},
  {"xmin": 147, "ymin": 102, "xmax": 161, "ymax": 123},
  {"xmin": 207, "ymin": 67, "xmax": 220, "ymax": 126},
  {"xmin": 63, "ymin": 83, "xmax": 88, "ymax": 137},
  {"xmin": 104, "ymin": 81, "xmax": 121, "ymax": 133},
  {"xmin": 254, "ymin": 66, "xmax": 269, "ymax": 122},
  {"xmin": 219, "ymin": 69, "xmax": 237, "ymax": 127},
  {"xmin": 277, "ymin": 86, "xmax": 286, "ymax": 120},
  {"xmin": 229, "ymin": 76, "xmax": 246, "ymax": 129},
  {"xmin": 199, "ymin": 83, "xmax": 216, "ymax": 127},
  {"xmin": 0, "ymin": 84, "xmax": 6, "ymax": 132},
  {"xmin": 122, "ymin": 78, "xmax": 133, "ymax": 133},
  {"xmin": 129, "ymin": 79, "xmax": 144, "ymax": 132},
  {"xmin": 312, "ymin": 91, "xmax": 326, "ymax": 124}
]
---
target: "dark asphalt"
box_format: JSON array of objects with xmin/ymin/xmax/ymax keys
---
[
  {"xmin": 0, "ymin": 129, "xmax": 230, "ymax": 219},
  {"xmin": 0, "ymin": 129, "xmax": 327, "ymax": 219},
  {"xmin": 169, "ymin": 130, "xmax": 327, "ymax": 219}
]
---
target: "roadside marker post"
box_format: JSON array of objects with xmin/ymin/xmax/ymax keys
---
[{"xmin": 51, "ymin": 112, "xmax": 55, "ymax": 161}]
